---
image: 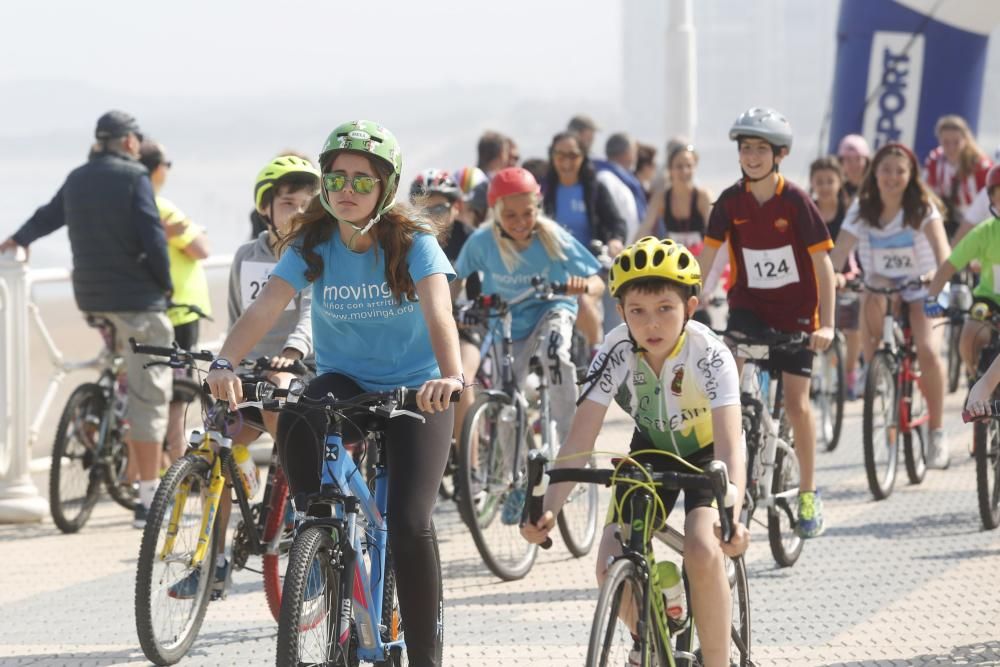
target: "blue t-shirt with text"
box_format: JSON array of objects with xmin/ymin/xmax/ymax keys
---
[
  {"xmin": 272, "ymin": 232, "xmax": 455, "ymax": 391},
  {"xmin": 555, "ymin": 183, "xmax": 590, "ymax": 246},
  {"xmin": 454, "ymin": 225, "xmax": 601, "ymax": 340}
]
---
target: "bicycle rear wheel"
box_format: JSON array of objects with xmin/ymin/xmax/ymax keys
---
[
  {"xmin": 814, "ymin": 336, "xmax": 845, "ymax": 452},
  {"xmin": 863, "ymin": 351, "xmax": 899, "ymax": 500},
  {"xmin": 262, "ymin": 465, "xmax": 290, "ymax": 623},
  {"xmin": 276, "ymin": 526, "xmax": 351, "ymax": 667},
  {"xmin": 587, "ymin": 558, "xmax": 665, "ymax": 666},
  {"xmin": 674, "ymin": 556, "xmax": 752, "ymax": 667},
  {"xmin": 768, "ymin": 445, "xmax": 803, "ymax": 567},
  {"xmin": 903, "ymin": 369, "xmax": 928, "ymax": 485},
  {"xmin": 975, "ymin": 412, "xmax": 1000, "ymax": 530},
  {"xmin": 135, "ymin": 455, "xmax": 217, "ymax": 665},
  {"xmin": 49, "ymin": 383, "xmax": 105, "ymax": 533},
  {"xmin": 458, "ymin": 393, "xmax": 537, "ymax": 581}
]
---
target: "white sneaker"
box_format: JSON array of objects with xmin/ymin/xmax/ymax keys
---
[
  {"xmin": 627, "ymin": 643, "xmax": 641, "ymax": 666},
  {"xmin": 927, "ymin": 429, "xmax": 950, "ymax": 470}
]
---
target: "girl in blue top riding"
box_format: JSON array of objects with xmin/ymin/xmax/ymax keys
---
[{"xmin": 206, "ymin": 120, "xmax": 462, "ymax": 667}]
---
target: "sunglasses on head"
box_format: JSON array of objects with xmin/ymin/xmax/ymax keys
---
[{"xmin": 323, "ymin": 172, "xmax": 380, "ymax": 195}]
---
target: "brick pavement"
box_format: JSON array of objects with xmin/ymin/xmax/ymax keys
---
[{"xmin": 2, "ymin": 393, "xmax": 999, "ymax": 666}]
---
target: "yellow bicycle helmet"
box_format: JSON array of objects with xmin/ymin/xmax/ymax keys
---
[
  {"xmin": 254, "ymin": 155, "xmax": 321, "ymax": 210},
  {"xmin": 608, "ymin": 236, "xmax": 702, "ymax": 298}
]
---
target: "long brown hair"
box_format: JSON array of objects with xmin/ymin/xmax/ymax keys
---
[
  {"xmin": 935, "ymin": 114, "xmax": 987, "ymax": 181},
  {"xmin": 856, "ymin": 143, "xmax": 941, "ymax": 230},
  {"xmin": 278, "ymin": 154, "xmax": 445, "ymax": 304}
]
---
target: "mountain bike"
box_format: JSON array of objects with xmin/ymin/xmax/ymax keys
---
[
  {"xmin": 524, "ymin": 451, "xmax": 752, "ymax": 667},
  {"xmin": 846, "ymin": 279, "xmax": 929, "ymax": 500},
  {"xmin": 725, "ymin": 329, "xmax": 808, "ymax": 568},
  {"xmin": 47, "ymin": 315, "xmax": 135, "ymax": 532},
  {"xmin": 960, "ymin": 307, "xmax": 1000, "ymax": 528},
  {"xmin": 457, "ymin": 277, "xmax": 599, "ymax": 581},
  {"xmin": 273, "ymin": 386, "xmax": 452, "ymax": 666},
  {"xmin": 131, "ymin": 341, "xmax": 307, "ymax": 665}
]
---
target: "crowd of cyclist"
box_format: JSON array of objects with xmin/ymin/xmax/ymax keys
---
[{"xmin": 4, "ymin": 106, "xmax": 1000, "ymax": 666}]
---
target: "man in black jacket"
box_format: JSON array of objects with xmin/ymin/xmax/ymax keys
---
[{"xmin": 1, "ymin": 110, "xmax": 174, "ymax": 528}]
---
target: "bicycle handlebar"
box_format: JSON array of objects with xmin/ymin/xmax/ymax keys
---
[
  {"xmin": 963, "ymin": 401, "xmax": 1000, "ymax": 423},
  {"xmin": 722, "ymin": 328, "xmax": 811, "ymax": 350},
  {"xmin": 522, "ymin": 451, "xmax": 735, "ymax": 550},
  {"xmin": 130, "ymin": 338, "xmax": 215, "ymax": 362},
  {"xmin": 843, "ymin": 277, "xmax": 927, "ymax": 295}
]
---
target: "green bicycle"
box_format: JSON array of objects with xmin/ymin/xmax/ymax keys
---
[{"xmin": 524, "ymin": 451, "xmax": 752, "ymax": 667}]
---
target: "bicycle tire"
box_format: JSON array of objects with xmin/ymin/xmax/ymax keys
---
[
  {"xmin": 135, "ymin": 455, "xmax": 217, "ymax": 665},
  {"xmin": 557, "ymin": 449, "xmax": 599, "ymax": 558},
  {"xmin": 946, "ymin": 322, "xmax": 962, "ymax": 394},
  {"xmin": 902, "ymin": 366, "xmax": 928, "ymax": 485},
  {"xmin": 975, "ymin": 383, "xmax": 1000, "ymax": 529},
  {"xmin": 818, "ymin": 336, "xmax": 846, "ymax": 452},
  {"xmin": 863, "ymin": 351, "xmax": 899, "ymax": 500},
  {"xmin": 49, "ymin": 383, "xmax": 105, "ymax": 533},
  {"xmin": 262, "ymin": 465, "xmax": 290, "ymax": 623},
  {"xmin": 767, "ymin": 445, "xmax": 804, "ymax": 567},
  {"xmin": 457, "ymin": 393, "xmax": 537, "ymax": 581},
  {"xmin": 104, "ymin": 415, "xmax": 137, "ymax": 510},
  {"xmin": 587, "ymin": 558, "xmax": 665, "ymax": 667},
  {"xmin": 276, "ymin": 525, "xmax": 351, "ymax": 667},
  {"xmin": 674, "ymin": 556, "xmax": 752, "ymax": 667}
]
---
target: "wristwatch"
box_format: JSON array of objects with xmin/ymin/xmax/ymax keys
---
[{"xmin": 209, "ymin": 358, "xmax": 234, "ymax": 372}]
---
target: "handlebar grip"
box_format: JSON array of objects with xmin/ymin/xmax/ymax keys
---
[
  {"xmin": 252, "ymin": 357, "xmax": 310, "ymax": 376},
  {"xmin": 704, "ymin": 460, "xmax": 733, "ymax": 543},
  {"xmin": 522, "ymin": 450, "xmax": 552, "ymax": 549},
  {"xmin": 963, "ymin": 400, "xmax": 1000, "ymax": 423},
  {"xmin": 129, "ymin": 337, "xmax": 177, "ymax": 357}
]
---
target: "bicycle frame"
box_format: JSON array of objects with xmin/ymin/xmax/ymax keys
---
[
  {"xmin": 877, "ymin": 300, "xmax": 929, "ymax": 437},
  {"xmin": 293, "ymin": 416, "xmax": 398, "ymax": 662},
  {"xmin": 739, "ymin": 348, "xmax": 798, "ymax": 520}
]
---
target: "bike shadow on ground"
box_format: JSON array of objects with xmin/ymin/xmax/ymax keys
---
[
  {"xmin": 817, "ymin": 639, "xmax": 1000, "ymax": 666},
  {"xmin": 819, "ymin": 511, "xmax": 981, "ymax": 541},
  {"xmin": 0, "ymin": 647, "xmax": 148, "ymax": 665}
]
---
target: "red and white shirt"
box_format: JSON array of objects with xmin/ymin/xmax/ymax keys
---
[{"xmin": 923, "ymin": 147, "xmax": 992, "ymax": 215}]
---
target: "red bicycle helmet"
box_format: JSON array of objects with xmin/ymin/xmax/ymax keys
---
[
  {"xmin": 987, "ymin": 164, "xmax": 1000, "ymax": 193},
  {"xmin": 487, "ymin": 167, "xmax": 541, "ymax": 208}
]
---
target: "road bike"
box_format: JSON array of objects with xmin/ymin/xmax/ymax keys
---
[
  {"xmin": 457, "ymin": 277, "xmax": 599, "ymax": 581},
  {"xmin": 524, "ymin": 450, "xmax": 752, "ymax": 667}
]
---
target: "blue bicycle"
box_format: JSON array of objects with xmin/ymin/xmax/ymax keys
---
[{"xmin": 267, "ymin": 384, "xmax": 445, "ymax": 666}]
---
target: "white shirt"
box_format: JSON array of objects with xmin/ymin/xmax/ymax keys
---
[
  {"xmin": 841, "ymin": 200, "xmax": 940, "ymax": 280},
  {"xmin": 964, "ymin": 187, "xmax": 992, "ymax": 226}
]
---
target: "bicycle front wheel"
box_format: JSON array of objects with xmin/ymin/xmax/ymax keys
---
[
  {"xmin": 767, "ymin": 444, "xmax": 803, "ymax": 567},
  {"xmin": 276, "ymin": 526, "xmax": 350, "ymax": 667},
  {"xmin": 587, "ymin": 558, "xmax": 665, "ymax": 667},
  {"xmin": 814, "ymin": 337, "xmax": 845, "ymax": 452},
  {"xmin": 262, "ymin": 465, "xmax": 290, "ymax": 623},
  {"xmin": 903, "ymin": 368, "xmax": 928, "ymax": 485},
  {"xmin": 458, "ymin": 393, "xmax": 537, "ymax": 581},
  {"xmin": 975, "ymin": 416, "xmax": 1000, "ymax": 529},
  {"xmin": 135, "ymin": 455, "xmax": 217, "ymax": 665},
  {"xmin": 557, "ymin": 455, "xmax": 599, "ymax": 558},
  {"xmin": 863, "ymin": 351, "xmax": 899, "ymax": 500},
  {"xmin": 946, "ymin": 321, "xmax": 962, "ymax": 394},
  {"xmin": 49, "ymin": 383, "xmax": 105, "ymax": 533}
]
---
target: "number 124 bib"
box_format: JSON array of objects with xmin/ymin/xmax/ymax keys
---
[{"xmin": 742, "ymin": 246, "xmax": 800, "ymax": 289}]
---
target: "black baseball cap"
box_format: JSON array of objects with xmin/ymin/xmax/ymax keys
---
[{"xmin": 95, "ymin": 110, "xmax": 143, "ymax": 141}]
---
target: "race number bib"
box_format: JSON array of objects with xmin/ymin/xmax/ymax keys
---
[
  {"xmin": 872, "ymin": 246, "xmax": 918, "ymax": 279},
  {"xmin": 742, "ymin": 246, "xmax": 799, "ymax": 289},
  {"xmin": 241, "ymin": 261, "xmax": 293, "ymax": 311}
]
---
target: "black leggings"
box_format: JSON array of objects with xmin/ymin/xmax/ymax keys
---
[{"xmin": 277, "ymin": 373, "xmax": 451, "ymax": 667}]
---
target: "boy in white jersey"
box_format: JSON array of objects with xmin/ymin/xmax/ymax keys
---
[{"xmin": 522, "ymin": 237, "xmax": 749, "ymax": 667}]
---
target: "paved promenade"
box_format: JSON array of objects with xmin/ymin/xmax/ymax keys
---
[{"xmin": 2, "ymin": 392, "xmax": 999, "ymax": 666}]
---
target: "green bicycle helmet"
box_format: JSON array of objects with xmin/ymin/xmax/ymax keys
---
[
  {"xmin": 254, "ymin": 155, "xmax": 320, "ymax": 211},
  {"xmin": 318, "ymin": 120, "xmax": 403, "ymax": 224}
]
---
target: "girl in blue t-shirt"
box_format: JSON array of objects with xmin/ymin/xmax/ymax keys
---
[
  {"xmin": 206, "ymin": 120, "xmax": 462, "ymax": 666},
  {"xmin": 454, "ymin": 167, "xmax": 604, "ymax": 448}
]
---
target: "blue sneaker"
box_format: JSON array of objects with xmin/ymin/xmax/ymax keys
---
[
  {"xmin": 796, "ymin": 491, "xmax": 825, "ymax": 538},
  {"xmin": 168, "ymin": 559, "xmax": 229, "ymax": 600},
  {"xmin": 500, "ymin": 487, "xmax": 526, "ymax": 526}
]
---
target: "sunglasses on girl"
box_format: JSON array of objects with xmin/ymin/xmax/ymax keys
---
[{"xmin": 323, "ymin": 172, "xmax": 380, "ymax": 195}]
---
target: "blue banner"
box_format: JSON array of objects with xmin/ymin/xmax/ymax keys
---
[{"xmin": 828, "ymin": 0, "xmax": 998, "ymax": 159}]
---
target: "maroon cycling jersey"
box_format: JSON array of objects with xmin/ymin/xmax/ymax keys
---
[{"xmin": 705, "ymin": 175, "xmax": 832, "ymax": 333}]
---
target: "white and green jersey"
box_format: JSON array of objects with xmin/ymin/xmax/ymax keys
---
[{"xmin": 583, "ymin": 320, "xmax": 741, "ymax": 459}]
